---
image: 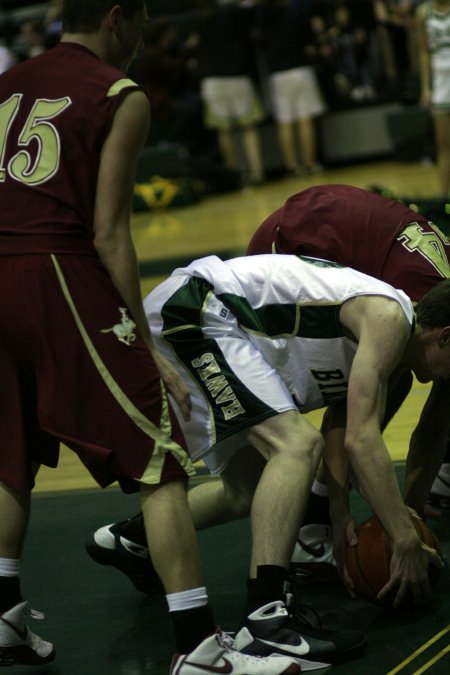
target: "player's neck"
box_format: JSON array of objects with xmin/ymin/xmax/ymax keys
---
[
  {"xmin": 60, "ymin": 34, "xmax": 114, "ymax": 67},
  {"xmin": 402, "ymin": 329, "xmax": 433, "ymax": 384}
]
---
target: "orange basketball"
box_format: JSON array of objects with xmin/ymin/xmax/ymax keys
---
[{"xmin": 345, "ymin": 514, "xmax": 442, "ymax": 608}]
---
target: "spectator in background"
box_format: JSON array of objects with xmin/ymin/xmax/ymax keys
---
[
  {"xmin": 14, "ymin": 19, "xmax": 45, "ymax": 61},
  {"xmin": 332, "ymin": 1, "xmax": 377, "ymax": 102},
  {"xmin": 131, "ymin": 16, "xmax": 207, "ymax": 153},
  {"xmin": 373, "ymin": 0, "xmax": 416, "ymax": 95},
  {"xmin": 44, "ymin": 0, "xmax": 63, "ymax": 49},
  {"xmin": 416, "ymin": 0, "xmax": 450, "ymax": 198},
  {"xmin": 306, "ymin": 2, "xmax": 380, "ymax": 109},
  {"xmin": 256, "ymin": 0, "xmax": 326, "ymax": 176},
  {"xmin": 194, "ymin": 0, "xmax": 266, "ymax": 186},
  {"xmin": 306, "ymin": 12, "xmax": 340, "ymax": 106},
  {"xmin": 0, "ymin": 39, "xmax": 16, "ymax": 74}
]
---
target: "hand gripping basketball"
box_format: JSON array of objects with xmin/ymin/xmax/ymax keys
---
[{"xmin": 345, "ymin": 512, "xmax": 444, "ymax": 608}]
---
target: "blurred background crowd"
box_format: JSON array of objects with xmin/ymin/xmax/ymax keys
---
[{"xmin": 0, "ymin": 1, "xmax": 441, "ymax": 191}]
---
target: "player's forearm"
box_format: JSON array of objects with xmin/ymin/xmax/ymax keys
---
[
  {"xmin": 94, "ymin": 228, "xmax": 152, "ymax": 345},
  {"xmin": 322, "ymin": 422, "xmax": 351, "ymax": 520},
  {"xmin": 404, "ymin": 381, "xmax": 450, "ymax": 513},
  {"xmin": 345, "ymin": 434, "xmax": 418, "ymax": 548},
  {"xmin": 404, "ymin": 430, "xmax": 448, "ymax": 515}
]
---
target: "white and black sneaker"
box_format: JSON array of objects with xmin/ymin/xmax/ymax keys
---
[
  {"xmin": 290, "ymin": 524, "xmax": 338, "ymax": 582},
  {"xmin": 0, "ymin": 601, "xmax": 55, "ymax": 666},
  {"xmin": 85, "ymin": 514, "xmax": 163, "ymax": 594},
  {"xmin": 170, "ymin": 629, "xmax": 301, "ymax": 675},
  {"xmin": 234, "ymin": 600, "xmax": 367, "ymax": 671}
]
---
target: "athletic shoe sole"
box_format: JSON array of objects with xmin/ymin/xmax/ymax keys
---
[{"xmin": 0, "ymin": 643, "xmax": 56, "ymax": 666}]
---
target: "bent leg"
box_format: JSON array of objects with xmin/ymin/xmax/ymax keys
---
[
  {"xmin": 189, "ymin": 445, "xmax": 265, "ymax": 529},
  {"xmin": 243, "ymin": 410, "xmax": 324, "ymax": 575},
  {"xmin": 140, "ymin": 480, "xmax": 203, "ymax": 594}
]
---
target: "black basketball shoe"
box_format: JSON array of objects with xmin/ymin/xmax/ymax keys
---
[
  {"xmin": 233, "ymin": 598, "xmax": 367, "ymax": 671},
  {"xmin": 85, "ymin": 513, "xmax": 163, "ymax": 594}
]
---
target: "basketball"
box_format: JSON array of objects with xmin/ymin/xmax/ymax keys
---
[{"xmin": 345, "ymin": 514, "xmax": 442, "ymax": 608}]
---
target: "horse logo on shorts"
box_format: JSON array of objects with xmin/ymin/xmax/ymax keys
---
[{"xmin": 101, "ymin": 307, "xmax": 136, "ymax": 346}]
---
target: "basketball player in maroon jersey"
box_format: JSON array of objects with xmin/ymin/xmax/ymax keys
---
[
  {"xmin": 0, "ymin": 3, "xmax": 303, "ymax": 674},
  {"xmin": 248, "ymin": 184, "xmax": 450, "ymax": 301},
  {"xmin": 247, "ymin": 184, "xmax": 450, "ymax": 524}
]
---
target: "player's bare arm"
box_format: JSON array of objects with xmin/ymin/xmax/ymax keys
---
[
  {"xmin": 340, "ymin": 296, "xmax": 442, "ymax": 606},
  {"xmin": 323, "ymin": 375, "xmax": 426, "ymax": 591},
  {"xmin": 93, "ymin": 89, "xmax": 150, "ymax": 339},
  {"xmin": 405, "ymin": 378, "xmax": 450, "ymax": 516},
  {"xmin": 93, "ymin": 89, "xmax": 191, "ymax": 420},
  {"xmin": 320, "ymin": 403, "xmax": 359, "ymax": 589}
]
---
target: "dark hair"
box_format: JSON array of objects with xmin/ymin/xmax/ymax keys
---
[
  {"xmin": 416, "ymin": 279, "xmax": 450, "ymax": 329},
  {"xmin": 63, "ymin": 0, "xmax": 145, "ymax": 33}
]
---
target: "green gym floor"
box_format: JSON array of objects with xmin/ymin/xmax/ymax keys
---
[
  {"xmin": 18, "ymin": 465, "xmax": 450, "ymax": 675},
  {"xmin": 18, "ymin": 159, "xmax": 450, "ymax": 674}
]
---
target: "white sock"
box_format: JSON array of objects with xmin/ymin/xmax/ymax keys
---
[
  {"xmin": 311, "ymin": 480, "xmax": 329, "ymax": 497},
  {"xmin": 167, "ymin": 587, "xmax": 208, "ymax": 612},
  {"xmin": 0, "ymin": 558, "xmax": 20, "ymax": 577}
]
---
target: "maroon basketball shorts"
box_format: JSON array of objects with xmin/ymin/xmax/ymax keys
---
[{"xmin": 0, "ymin": 253, "xmax": 194, "ymax": 492}]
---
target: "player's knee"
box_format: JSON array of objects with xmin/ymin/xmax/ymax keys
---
[
  {"xmin": 278, "ymin": 422, "xmax": 324, "ymax": 462},
  {"xmin": 292, "ymin": 426, "xmax": 324, "ymax": 464}
]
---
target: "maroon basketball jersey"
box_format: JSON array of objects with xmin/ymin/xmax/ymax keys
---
[
  {"xmin": 247, "ymin": 184, "xmax": 450, "ymax": 301},
  {"xmin": 0, "ymin": 42, "xmax": 141, "ymax": 253}
]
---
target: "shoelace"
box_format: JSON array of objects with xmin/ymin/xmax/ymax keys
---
[
  {"xmin": 218, "ymin": 631, "xmax": 273, "ymax": 664},
  {"xmin": 285, "ymin": 592, "xmax": 322, "ymax": 630},
  {"xmin": 27, "ymin": 608, "xmax": 45, "ymax": 621},
  {"xmin": 217, "ymin": 632, "xmax": 235, "ymax": 650}
]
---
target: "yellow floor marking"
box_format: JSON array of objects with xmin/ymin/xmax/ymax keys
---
[
  {"xmin": 412, "ymin": 643, "xmax": 450, "ymax": 674},
  {"xmin": 386, "ymin": 625, "xmax": 450, "ymax": 674}
]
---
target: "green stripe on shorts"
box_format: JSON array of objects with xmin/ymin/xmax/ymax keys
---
[{"xmin": 160, "ymin": 277, "xmax": 277, "ymax": 440}]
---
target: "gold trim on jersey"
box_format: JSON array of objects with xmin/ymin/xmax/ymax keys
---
[
  {"xmin": 50, "ymin": 254, "xmax": 195, "ymax": 483},
  {"xmin": 107, "ymin": 78, "xmax": 139, "ymax": 97}
]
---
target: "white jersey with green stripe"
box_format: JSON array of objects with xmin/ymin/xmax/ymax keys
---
[{"xmin": 169, "ymin": 254, "xmax": 414, "ymax": 413}]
